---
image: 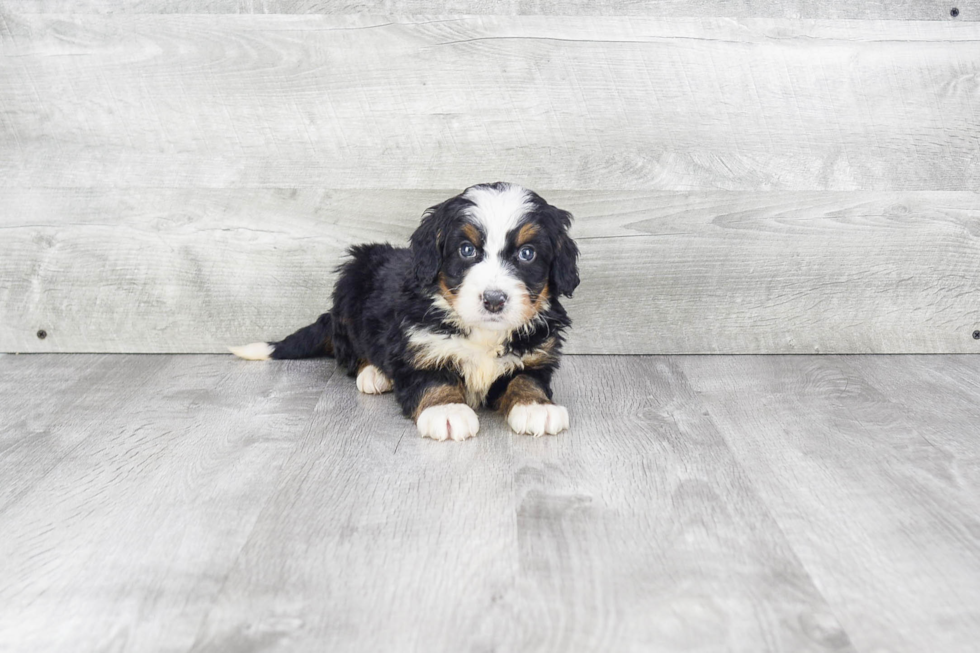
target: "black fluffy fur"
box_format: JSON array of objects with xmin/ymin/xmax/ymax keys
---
[{"xmin": 265, "ymin": 183, "xmax": 579, "ymax": 419}]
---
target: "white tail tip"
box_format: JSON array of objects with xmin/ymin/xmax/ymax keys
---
[{"xmin": 228, "ymin": 342, "xmax": 275, "ymax": 361}]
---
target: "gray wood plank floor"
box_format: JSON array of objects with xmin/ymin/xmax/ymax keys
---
[{"xmin": 1, "ymin": 353, "xmax": 978, "ymax": 652}]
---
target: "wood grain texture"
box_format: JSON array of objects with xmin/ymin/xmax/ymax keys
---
[
  {"xmin": 1, "ymin": 14, "xmax": 979, "ymax": 190},
  {"xmin": 507, "ymin": 356, "xmax": 855, "ymax": 652},
  {"xmin": 678, "ymin": 355, "xmax": 980, "ymax": 653},
  {"xmin": 0, "ymin": 354, "xmax": 332, "ymax": 652},
  {"xmin": 4, "ymin": 353, "xmax": 980, "ymax": 651},
  {"xmin": 3, "ymin": 0, "xmax": 975, "ymax": 20},
  {"xmin": 2, "ymin": 188, "xmax": 978, "ymax": 354},
  {"xmin": 187, "ymin": 360, "xmax": 523, "ymax": 652},
  {"xmin": 0, "ymin": 354, "xmax": 170, "ymax": 512},
  {"xmin": 0, "ymin": 353, "xmax": 870, "ymax": 652}
]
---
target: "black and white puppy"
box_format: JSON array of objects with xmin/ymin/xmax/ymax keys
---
[{"xmin": 230, "ymin": 182, "xmax": 579, "ymax": 441}]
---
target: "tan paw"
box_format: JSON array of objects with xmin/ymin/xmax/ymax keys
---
[
  {"xmin": 356, "ymin": 364, "xmax": 393, "ymax": 394},
  {"xmin": 417, "ymin": 403, "xmax": 480, "ymax": 442},
  {"xmin": 507, "ymin": 403, "xmax": 569, "ymax": 437}
]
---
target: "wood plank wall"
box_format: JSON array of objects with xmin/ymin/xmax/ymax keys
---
[{"xmin": 1, "ymin": 2, "xmax": 978, "ymax": 354}]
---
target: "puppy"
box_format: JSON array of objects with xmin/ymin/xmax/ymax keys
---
[{"xmin": 230, "ymin": 182, "xmax": 579, "ymax": 441}]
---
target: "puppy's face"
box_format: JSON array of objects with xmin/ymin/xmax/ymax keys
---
[{"xmin": 411, "ymin": 183, "xmax": 579, "ymax": 333}]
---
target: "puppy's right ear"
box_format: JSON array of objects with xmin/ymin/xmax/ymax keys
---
[{"xmin": 410, "ymin": 196, "xmax": 462, "ymax": 286}]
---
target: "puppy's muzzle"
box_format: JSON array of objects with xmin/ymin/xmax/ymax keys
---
[{"xmin": 482, "ymin": 289, "xmax": 508, "ymax": 314}]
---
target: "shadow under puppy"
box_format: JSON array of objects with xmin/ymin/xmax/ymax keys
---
[{"xmin": 231, "ymin": 182, "xmax": 579, "ymax": 441}]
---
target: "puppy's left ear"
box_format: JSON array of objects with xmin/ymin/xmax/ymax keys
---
[
  {"xmin": 549, "ymin": 207, "xmax": 580, "ymax": 298},
  {"xmin": 410, "ymin": 198, "xmax": 455, "ymax": 286}
]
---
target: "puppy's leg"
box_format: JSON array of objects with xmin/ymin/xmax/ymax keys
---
[
  {"xmin": 496, "ymin": 375, "xmax": 569, "ymax": 437},
  {"xmin": 355, "ymin": 362, "xmax": 393, "ymax": 395},
  {"xmin": 416, "ymin": 399, "xmax": 479, "ymax": 442},
  {"xmin": 396, "ymin": 374, "xmax": 478, "ymax": 442}
]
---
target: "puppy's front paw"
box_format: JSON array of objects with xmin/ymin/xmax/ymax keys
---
[
  {"xmin": 356, "ymin": 364, "xmax": 393, "ymax": 394},
  {"xmin": 417, "ymin": 403, "xmax": 480, "ymax": 442},
  {"xmin": 508, "ymin": 403, "xmax": 569, "ymax": 437}
]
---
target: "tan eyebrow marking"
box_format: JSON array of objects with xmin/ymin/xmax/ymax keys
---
[
  {"xmin": 516, "ymin": 222, "xmax": 539, "ymax": 246},
  {"xmin": 461, "ymin": 223, "xmax": 482, "ymax": 246}
]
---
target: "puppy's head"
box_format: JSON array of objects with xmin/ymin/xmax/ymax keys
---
[{"xmin": 410, "ymin": 182, "xmax": 579, "ymax": 332}]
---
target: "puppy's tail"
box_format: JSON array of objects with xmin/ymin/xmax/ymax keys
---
[{"xmin": 229, "ymin": 313, "xmax": 334, "ymax": 361}]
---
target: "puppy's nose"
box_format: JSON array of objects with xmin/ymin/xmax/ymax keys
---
[{"xmin": 482, "ymin": 289, "xmax": 508, "ymax": 314}]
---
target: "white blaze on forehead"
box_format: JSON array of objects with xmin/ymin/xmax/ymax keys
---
[
  {"xmin": 449, "ymin": 183, "xmax": 537, "ymax": 332},
  {"xmin": 462, "ymin": 183, "xmax": 534, "ymax": 258}
]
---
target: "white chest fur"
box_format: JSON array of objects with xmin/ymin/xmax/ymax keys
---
[{"xmin": 407, "ymin": 327, "xmax": 525, "ymax": 407}]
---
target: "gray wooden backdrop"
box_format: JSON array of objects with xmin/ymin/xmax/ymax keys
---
[{"xmin": 1, "ymin": 2, "xmax": 978, "ymax": 354}]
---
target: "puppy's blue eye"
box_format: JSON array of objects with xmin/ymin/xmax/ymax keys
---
[
  {"xmin": 518, "ymin": 245, "xmax": 535, "ymax": 262},
  {"xmin": 459, "ymin": 242, "xmax": 476, "ymax": 258}
]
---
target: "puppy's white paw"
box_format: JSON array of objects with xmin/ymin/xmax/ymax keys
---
[
  {"xmin": 417, "ymin": 403, "xmax": 480, "ymax": 442},
  {"xmin": 508, "ymin": 403, "xmax": 569, "ymax": 437},
  {"xmin": 356, "ymin": 364, "xmax": 393, "ymax": 394}
]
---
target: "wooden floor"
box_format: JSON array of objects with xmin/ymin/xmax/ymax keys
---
[{"xmin": 1, "ymin": 354, "xmax": 978, "ymax": 653}]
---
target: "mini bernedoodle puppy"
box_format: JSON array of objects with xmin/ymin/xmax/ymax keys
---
[{"xmin": 230, "ymin": 182, "xmax": 579, "ymax": 441}]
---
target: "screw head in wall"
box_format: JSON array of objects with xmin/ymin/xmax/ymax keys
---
[
  {"xmin": 37, "ymin": 329, "xmax": 48, "ymax": 340},
  {"xmin": 951, "ymin": 7, "xmax": 960, "ymax": 17},
  {"xmin": 973, "ymin": 330, "xmax": 980, "ymax": 340}
]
